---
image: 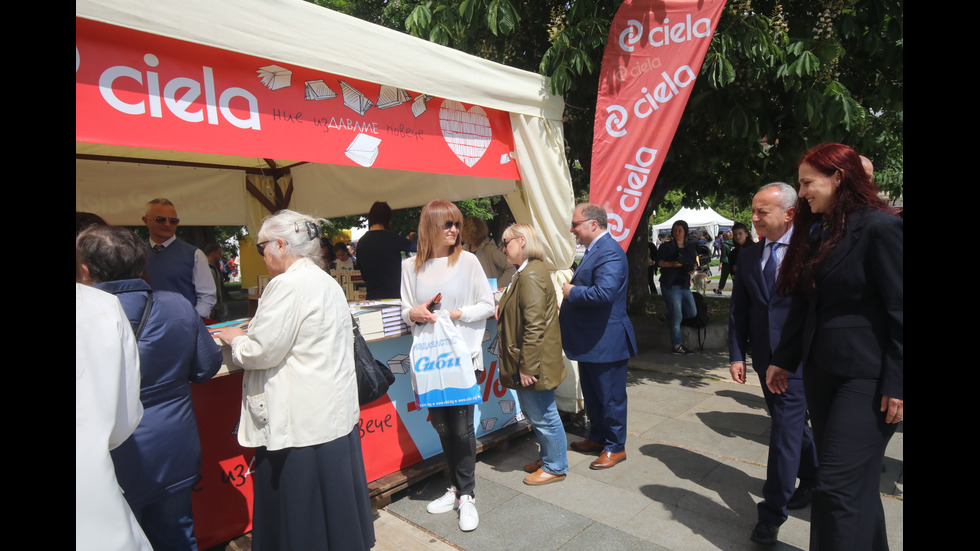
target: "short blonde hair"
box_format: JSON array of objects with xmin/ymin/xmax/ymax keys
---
[
  {"xmin": 414, "ymin": 200, "xmax": 462, "ymax": 271},
  {"xmin": 502, "ymin": 223, "xmax": 547, "ymax": 262}
]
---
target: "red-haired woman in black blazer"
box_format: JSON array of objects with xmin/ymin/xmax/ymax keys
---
[{"xmin": 767, "ymin": 143, "xmax": 902, "ymax": 550}]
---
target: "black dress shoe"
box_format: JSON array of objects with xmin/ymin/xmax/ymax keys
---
[
  {"xmin": 750, "ymin": 520, "xmax": 779, "ymax": 545},
  {"xmin": 786, "ymin": 486, "xmax": 813, "ymax": 510}
]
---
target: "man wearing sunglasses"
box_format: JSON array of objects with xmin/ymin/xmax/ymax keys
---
[{"xmin": 143, "ymin": 198, "xmax": 217, "ymax": 319}]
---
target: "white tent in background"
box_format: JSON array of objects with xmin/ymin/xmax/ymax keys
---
[{"xmin": 651, "ymin": 207, "xmax": 735, "ymax": 241}]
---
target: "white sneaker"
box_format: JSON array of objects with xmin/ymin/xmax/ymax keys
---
[
  {"xmin": 457, "ymin": 495, "xmax": 479, "ymax": 531},
  {"xmin": 426, "ymin": 486, "xmax": 458, "ymax": 514}
]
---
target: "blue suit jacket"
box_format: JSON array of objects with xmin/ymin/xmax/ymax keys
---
[
  {"xmin": 559, "ymin": 232, "xmax": 637, "ymax": 363},
  {"xmin": 728, "ymin": 239, "xmax": 793, "ymax": 372}
]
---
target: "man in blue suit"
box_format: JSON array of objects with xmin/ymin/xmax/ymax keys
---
[
  {"xmin": 560, "ymin": 203, "xmax": 637, "ymax": 470},
  {"xmin": 729, "ymin": 183, "xmax": 819, "ymax": 545}
]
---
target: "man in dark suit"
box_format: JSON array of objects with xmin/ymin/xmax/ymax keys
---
[
  {"xmin": 729, "ymin": 183, "xmax": 818, "ymax": 545},
  {"xmin": 559, "ymin": 203, "xmax": 637, "ymax": 470}
]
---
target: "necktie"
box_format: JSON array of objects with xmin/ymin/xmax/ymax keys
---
[
  {"xmin": 153, "ymin": 244, "xmax": 164, "ymax": 252},
  {"xmin": 763, "ymin": 242, "xmax": 779, "ymax": 296}
]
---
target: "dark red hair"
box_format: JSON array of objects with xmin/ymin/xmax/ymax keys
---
[{"xmin": 778, "ymin": 143, "xmax": 891, "ymax": 294}]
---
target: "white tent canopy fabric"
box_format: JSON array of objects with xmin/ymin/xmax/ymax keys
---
[
  {"xmin": 75, "ymin": 0, "xmax": 575, "ymax": 270},
  {"xmin": 651, "ymin": 207, "xmax": 735, "ymax": 241}
]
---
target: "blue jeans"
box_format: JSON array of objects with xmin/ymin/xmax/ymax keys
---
[
  {"xmin": 131, "ymin": 488, "xmax": 197, "ymax": 551},
  {"xmin": 662, "ymin": 285, "xmax": 696, "ymax": 346},
  {"xmin": 516, "ymin": 389, "xmax": 568, "ymax": 475}
]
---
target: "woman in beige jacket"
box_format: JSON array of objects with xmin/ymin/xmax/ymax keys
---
[{"xmin": 496, "ymin": 223, "xmax": 568, "ymax": 486}]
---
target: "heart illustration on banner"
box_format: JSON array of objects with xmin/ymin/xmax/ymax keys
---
[{"xmin": 439, "ymin": 100, "xmax": 492, "ymax": 168}]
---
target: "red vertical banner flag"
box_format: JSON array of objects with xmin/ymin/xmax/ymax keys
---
[{"xmin": 590, "ymin": 0, "xmax": 727, "ymax": 249}]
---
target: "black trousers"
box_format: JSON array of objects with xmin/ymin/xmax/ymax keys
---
[
  {"xmin": 429, "ymin": 404, "xmax": 477, "ymax": 497},
  {"xmin": 804, "ymin": 367, "xmax": 897, "ymax": 551}
]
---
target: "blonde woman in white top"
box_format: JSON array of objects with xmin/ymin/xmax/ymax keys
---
[
  {"xmin": 217, "ymin": 210, "xmax": 374, "ymax": 551},
  {"xmin": 400, "ymin": 200, "xmax": 494, "ymax": 532}
]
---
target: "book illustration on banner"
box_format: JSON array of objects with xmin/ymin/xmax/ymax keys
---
[
  {"xmin": 256, "ymin": 64, "xmax": 292, "ymax": 90},
  {"xmin": 304, "ymin": 79, "xmax": 337, "ymax": 101},
  {"xmin": 480, "ymin": 417, "xmax": 498, "ymax": 431},
  {"xmin": 499, "ymin": 399, "xmax": 515, "ymax": 414},
  {"xmin": 500, "ymin": 152, "xmax": 514, "ymax": 165},
  {"xmin": 377, "ymin": 85, "xmax": 411, "ymax": 109},
  {"xmin": 411, "ymin": 94, "xmax": 433, "ymax": 118},
  {"xmin": 439, "ymin": 100, "xmax": 492, "ymax": 168},
  {"xmin": 501, "ymin": 410, "xmax": 525, "ymax": 428},
  {"xmin": 340, "ymin": 81, "xmax": 373, "ymax": 116},
  {"xmin": 387, "ymin": 353, "xmax": 409, "ymax": 375},
  {"xmin": 345, "ymin": 133, "xmax": 382, "ymax": 167}
]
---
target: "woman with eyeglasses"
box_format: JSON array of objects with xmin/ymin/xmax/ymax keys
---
[
  {"xmin": 400, "ymin": 200, "xmax": 494, "ymax": 532},
  {"xmin": 495, "ymin": 224, "xmax": 568, "ymax": 486},
  {"xmin": 216, "ymin": 210, "xmax": 374, "ymax": 551}
]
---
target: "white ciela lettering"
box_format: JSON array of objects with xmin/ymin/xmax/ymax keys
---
[
  {"xmin": 618, "ymin": 15, "xmax": 713, "ymax": 52},
  {"xmin": 98, "ymin": 53, "xmax": 261, "ymax": 130},
  {"xmin": 603, "ymin": 65, "xmax": 696, "ymax": 138},
  {"xmin": 607, "ymin": 146, "xmax": 658, "ymax": 242}
]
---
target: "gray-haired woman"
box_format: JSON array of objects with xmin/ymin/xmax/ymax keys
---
[{"xmin": 217, "ymin": 210, "xmax": 374, "ymax": 551}]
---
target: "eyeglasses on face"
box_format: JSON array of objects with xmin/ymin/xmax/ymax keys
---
[
  {"xmin": 152, "ymin": 216, "xmax": 180, "ymax": 224},
  {"xmin": 500, "ymin": 237, "xmax": 515, "ymax": 250},
  {"xmin": 570, "ymin": 218, "xmax": 593, "ymax": 230},
  {"xmin": 443, "ymin": 220, "xmax": 461, "ymax": 230},
  {"xmin": 256, "ymin": 240, "xmax": 273, "ymax": 257}
]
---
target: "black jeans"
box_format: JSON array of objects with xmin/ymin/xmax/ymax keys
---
[{"xmin": 429, "ymin": 404, "xmax": 476, "ymax": 497}]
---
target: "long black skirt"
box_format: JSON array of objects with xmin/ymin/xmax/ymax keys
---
[{"xmin": 252, "ymin": 427, "xmax": 375, "ymax": 551}]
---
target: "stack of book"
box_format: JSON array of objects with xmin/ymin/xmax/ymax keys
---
[{"xmin": 354, "ymin": 299, "xmax": 410, "ymax": 338}]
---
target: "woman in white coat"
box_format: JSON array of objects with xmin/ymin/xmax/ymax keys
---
[{"xmin": 217, "ymin": 210, "xmax": 374, "ymax": 551}]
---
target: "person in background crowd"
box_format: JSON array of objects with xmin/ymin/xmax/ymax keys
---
[
  {"xmin": 714, "ymin": 230, "xmax": 735, "ymax": 295},
  {"xmin": 331, "ymin": 240, "xmax": 357, "ymax": 271},
  {"xmin": 142, "ymin": 198, "xmax": 217, "ymax": 318},
  {"xmin": 400, "ymin": 200, "xmax": 494, "ymax": 532},
  {"xmin": 657, "ymin": 220, "xmax": 699, "ymax": 355},
  {"xmin": 461, "ymin": 215, "xmax": 517, "ymax": 289},
  {"xmin": 320, "ymin": 238, "xmax": 335, "ymax": 269},
  {"xmin": 217, "ymin": 210, "xmax": 375, "ymax": 551},
  {"xmin": 77, "ymin": 225, "xmax": 222, "ymax": 551},
  {"xmin": 561, "ymin": 203, "xmax": 636, "ymax": 470},
  {"xmin": 356, "ymin": 201, "xmax": 413, "ymax": 299},
  {"xmin": 203, "ymin": 243, "xmax": 225, "ymax": 321},
  {"xmin": 76, "ymin": 211, "xmax": 107, "ymax": 236},
  {"xmin": 767, "ymin": 143, "xmax": 902, "ymax": 551},
  {"xmin": 496, "ymin": 223, "xmax": 568, "ymax": 486},
  {"xmin": 730, "ymin": 221, "xmax": 755, "ymax": 279}
]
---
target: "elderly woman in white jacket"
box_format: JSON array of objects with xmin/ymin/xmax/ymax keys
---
[{"xmin": 217, "ymin": 210, "xmax": 374, "ymax": 551}]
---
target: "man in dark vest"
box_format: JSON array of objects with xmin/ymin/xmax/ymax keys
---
[{"xmin": 143, "ymin": 198, "xmax": 216, "ymax": 319}]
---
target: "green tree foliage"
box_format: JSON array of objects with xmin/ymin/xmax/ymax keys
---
[{"xmin": 314, "ymin": 0, "xmax": 901, "ymax": 302}]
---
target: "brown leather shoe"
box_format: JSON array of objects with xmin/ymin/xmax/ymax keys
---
[
  {"xmin": 589, "ymin": 450, "xmax": 627, "ymax": 470},
  {"xmin": 523, "ymin": 459, "xmax": 544, "ymax": 473},
  {"xmin": 523, "ymin": 468, "xmax": 566, "ymax": 486},
  {"xmin": 570, "ymin": 439, "xmax": 604, "ymax": 453}
]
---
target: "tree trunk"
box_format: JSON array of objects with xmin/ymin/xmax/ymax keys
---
[{"xmin": 625, "ymin": 181, "xmax": 673, "ymax": 313}]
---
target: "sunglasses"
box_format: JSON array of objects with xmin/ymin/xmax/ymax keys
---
[
  {"xmin": 570, "ymin": 218, "xmax": 593, "ymax": 230},
  {"xmin": 256, "ymin": 240, "xmax": 273, "ymax": 257},
  {"xmin": 500, "ymin": 237, "xmax": 519, "ymax": 250},
  {"xmin": 443, "ymin": 220, "xmax": 461, "ymax": 230},
  {"xmin": 152, "ymin": 216, "xmax": 180, "ymax": 224}
]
